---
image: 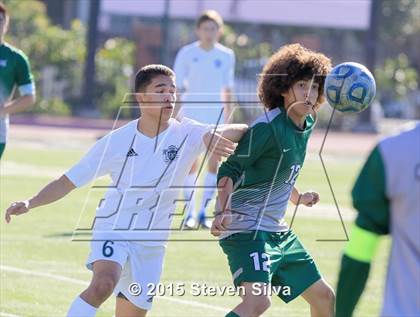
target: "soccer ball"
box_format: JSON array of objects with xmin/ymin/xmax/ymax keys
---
[{"xmin": 324, "ymin": 62, "xmax": 376, "ymax": 113}]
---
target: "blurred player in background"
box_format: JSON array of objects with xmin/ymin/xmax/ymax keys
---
[
  {"xmin": 336, "ymin": 123, "xmax": 420, "ymax": 317},
  {"xmin": 212, "ymin": 44, "xmax": 335, "ymax": 317},
  {"xmin": 174, "ymin": 10, "xmax": 235, "ymax": 229},
  {"xmin": 5, "ymin": 65, "xmax": 247, "ymax": 317},
  {"xmin": 0, "ymin": 2, "xmax": 36, "ymax": 159}
]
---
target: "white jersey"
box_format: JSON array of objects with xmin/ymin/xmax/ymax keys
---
[
  {"xmin": 65, "ymin": 118, "xmax": 211, "ymax": 246},
  {"xmin": 173, "ymin": 41, "xmax": 235, "ymax": 124}
]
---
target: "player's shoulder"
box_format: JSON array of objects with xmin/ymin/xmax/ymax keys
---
[
  {"xmin": 178, "ymin": 117, "xmax": 210, "ymax": 130},
  {"xmin": 250, "ymin": 107, "xmax": 282, "ymax": 129},
  {"xmin": 379, "ymin": 123, "xmax": 420, "ymax": 152},
  {"xmin": 102, "ymin": 119, "xmax": 138, "ymax": 143},
  {"xmin": 214, "ymin": 43, "xmax": 234, "ymax": 56},
  {"xmin": 245, "ymin": 108, "xmax": 280, "ymax": 142},
  {"xmin": 1, "ymin": 42, "xmax": 29, "ymax": 62}
]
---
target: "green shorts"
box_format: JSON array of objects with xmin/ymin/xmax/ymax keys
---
[{"xmin": 219, "ymin": 230, "xmax": 321, "ymax": 303}]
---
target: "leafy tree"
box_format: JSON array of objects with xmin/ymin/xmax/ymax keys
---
[
  {"xmin": 95, "ymin": 38, "xmax": 135, "ymax": 119},
  {"xmin": 4, "ymin": 0, "xmax": 84, "ymax": 115}
]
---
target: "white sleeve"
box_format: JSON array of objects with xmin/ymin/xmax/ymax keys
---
[
  {"xmin": 173, "ymin": 47, "xmax": 189, "ymax": 91},
  {"xmin": 223, "ymin": 51, "xmax": 235, "ymax": 89},
  {"xmin": 65, "ymin": 135, "xmax": 113, "ymax": 187},
  {"xmin": 18, "ymin": 83, "xmax": 36, "ymax": 96},
  {"xmin": 183, "ymin": 118, "xmax": 214, "ymax": 154}
]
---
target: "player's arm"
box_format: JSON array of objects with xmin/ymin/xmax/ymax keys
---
[
  {"xmin": 202, "ymin": 124, "xmax": 248, "ymax": 157},
  {"xmin": 211, "ymin": 124, "xmax": 272, "ymax": 236},
  {"xmin": 214, "ymin": 123, "xmax": 248, "ymax": 142},
  {"xmin": 5, "ymin": 134, "xmax": 113, "ymax": 223},
  {"xmin": 217, "ymin": 123, "xmax": 272, "ymax": 187},
  {"xmin": 0, "ymin": 52, "xmax": 36, "ymax": 116},
  {"xmin": 290, "ymin": 186, "xmax": 320, "ymax": 207},
  {"xmin": 336, "ymin": 145, "xmax": 390, "ymax": 317},
  {"xmin": 0, "ymin": 95, "xmax": 36, "ymax": 116},
  {"xmin": 211, "ymin": 176, "xmax": 233, "ymax": 236},
  {"xmin": 5, "ymin": 175, "xmax": 76, "ymax": 223}
]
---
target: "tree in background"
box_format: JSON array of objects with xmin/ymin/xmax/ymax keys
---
[
  {"xmin": 95, "ymin": 38, "xmax": 135, "ymax": 119},
  {"xmin": 3, "ymin": 0, "xmax": 135, "ymax": 118},
  {"xmin": 4, "ymin": 0, "xmax": 84, "ymax": 115}
]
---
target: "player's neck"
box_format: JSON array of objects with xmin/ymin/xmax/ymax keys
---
[
  {"xmin": 199, "ymin": 41, "xmax": 215, "ymax": 51},
  {"xmin": 137, "ymin": 116, "xmax": 169, "ymax": 138},
  {"xmin": 287, "ymin": 111, "xmax": 306, "ymax": 130}
]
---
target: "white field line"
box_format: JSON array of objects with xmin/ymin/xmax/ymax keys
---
[
  {"xmin": 0, "ymin": 312, "xmax": 22, "ymax": 317},
  {"xmin": 0, "ymin": 265, "xmax": 229, "ymax": 314}
]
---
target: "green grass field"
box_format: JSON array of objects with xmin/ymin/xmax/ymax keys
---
[{"xmin": 1, "ymin": 141, "xmax": 390, "ymax": 316}]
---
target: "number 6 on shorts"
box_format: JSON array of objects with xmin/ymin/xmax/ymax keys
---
[{"xmin": 102, "ymin": 240, "xmax": 114, "ymax": 257}]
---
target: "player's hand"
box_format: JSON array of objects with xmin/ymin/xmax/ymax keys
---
[
  {"xmin": 203, "ymin": 132, "xmax": 237, "ymax": 157},
  {"xmin": 5, "ymin": 200, "xmax": 30, "ymax": 223},
  {"xmin": 211, "ymin": 211, "xmax": 232, "ymax": 237},
  {"xmin": 300, "ymin": 192, "xmax": 320, "ymax": 207}
]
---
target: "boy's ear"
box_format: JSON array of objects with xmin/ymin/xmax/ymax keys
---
[
  {"xmin": 218, "ymin": 26, "xmax": 223, "ymax": 37},
  {"xmin": 135, "ymin": 91, "xmax": 143, "ymax": 104}
]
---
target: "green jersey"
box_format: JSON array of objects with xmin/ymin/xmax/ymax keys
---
[
  {"xmin": 217, "ymin": 107, "xmax": 314, "ymax": 237},
  {"xmin": 0, "ymin": 42, "xmax": 35, "ymax": 143},
  {"xmin": 337, "ymin": 123, "xmax": 420, "ymax": 317}
]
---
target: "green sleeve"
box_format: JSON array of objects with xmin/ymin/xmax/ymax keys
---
[
  {"xmin": 14, "ymin": 50, "xmax": 34, "ymax": 86},
  {"xmin": 352, "ymin": 145, "xmax": 390, "ymax": 235},
  {"xmin": 336, "ymin": 254, "xmax": 371, "ymax": 317},
  {"xmin": 217, "ymin": 123, "xmax": 273, "ymax": 185}
]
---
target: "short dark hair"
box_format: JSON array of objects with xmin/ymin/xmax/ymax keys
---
[
  {"xmin": 134, "ymin": 64, "xmax": 175, "ymax": 92},
  {"xmin": 196, "ymin": 10, "xmax": 223, "ymax": 29},
  {"xmin": 258, "ymin": 43, "xmax": 332, "ymax": 110}
]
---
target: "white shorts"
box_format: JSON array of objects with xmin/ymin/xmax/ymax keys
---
[{"xmin": 86, "ymin": 239, "xmax": 166, "ymax": 310}]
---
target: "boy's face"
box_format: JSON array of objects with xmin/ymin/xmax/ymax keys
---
[
  {"xmin": 137, "ymin": 75, "xmax": 176, "ymax": 123},
  {"xmin": 196, "ymin": 20, "xmax": 221, "ymax": 46},
  {"xmin": 282, "ymin": 79, "xmax": 320, "ymax": 117}
]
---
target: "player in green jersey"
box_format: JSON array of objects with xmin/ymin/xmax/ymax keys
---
[
  {"xmin": 336, "ymin": 123, "xmax": 420, "ymax": 317},
  {"xmin": 211, "ymin": 44, "xmax": 335, "ymax": 317},
  {"xmin": 0, "ymin": 2, "xmax": 36, "ymax": 159}
]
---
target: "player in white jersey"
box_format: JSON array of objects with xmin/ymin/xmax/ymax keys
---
[
  {"xmin": 336, "ymin": 123, "xmax": 420, "ymax": 316},
  {"xmin": 5, "ymin": 65, "xmax": 247, "ymax": 317},
  {"xmin": 173, "ymin": 10, "xmax": 235, "ymax": 229}
]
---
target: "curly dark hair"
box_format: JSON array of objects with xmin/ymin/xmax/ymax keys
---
[{"xmin": 258, "ymin": 44, "xmax": 332, "ymax": 110}]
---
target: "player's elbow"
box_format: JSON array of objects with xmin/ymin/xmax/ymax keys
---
[
  {"xmin": 28, "ymin": 94, "xmax": 36, "ymax": 104},
  {"xmin": 23, "ymin": 94, "xmax": 36, "ymax": 109},
  {"xmin": 60, "ymin": 175, "xmax": 77, "ymax": 192},
  {"xmin": 238, "ymin": 123, "xmax": 248, "ymax": 135}
]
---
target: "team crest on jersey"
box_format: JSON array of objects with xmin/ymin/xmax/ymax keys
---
[
  {"xmin": 214, "ymin": 59, "xmax": 222, "ymax": 68},
  {"xmin": 0, "ymin": 60, "xmax": 7, "ymax": 67},
  {"xmin": 163, "ymin": 145, "xmax": 179, "ymax": 163}
]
